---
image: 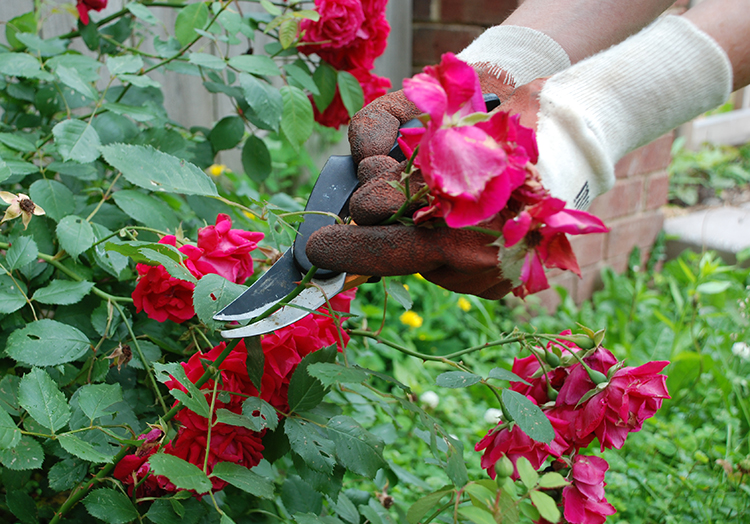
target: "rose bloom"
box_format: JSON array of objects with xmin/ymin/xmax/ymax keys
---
[
  {"xmin": 300, "ymin": 0, "xmax": 365, "ymax": 50},
  {"xmin": 562, "ymin": 455, "xmax": 617, "ymax": 524},
  {"xmin": 194, "ymin": 213, "xmax": 264, "ymax": 284},
  {"xmin": 113, "ymin": 429, "xmax": 174, "ymax": 498},
  {"xmin": 132, "ymin": 236, "xmax": 203, "ymax": 323},
  {"xmin": 553, "ymin": 347, "xmax": 669, "ymax": 451},
  {"xmin": 400, "ymin": 54, "xmax": 535, "ymax": 228},
  {"xmin": 475, "ymin": 409, "xmax": 570, "ymax": 479},
  {"xmin": 77, "ymin": 0, "xmax": 107, "ymax": 25},
  {"xmin": 165, "ymin": 408, "xmax": 265, "ymax": 492}
]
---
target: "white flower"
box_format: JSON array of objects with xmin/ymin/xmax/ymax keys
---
[
  {"xmin": 484, "ymin": 408, "xmax": 503, "ymax": 425},
  {"xmin": 732, "ymin": 342, "xmax": 750, "ymax": 360},
  {"xmin": 420, "ymin": 391, "xmax": 439, "ymax": 409}
]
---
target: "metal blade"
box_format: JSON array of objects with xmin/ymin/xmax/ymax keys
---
[
  {"xmin": 219, "ymin": 272, "xmax": 346, "ymax": 338},
  {"xmin": 213, "ymin": 249, "xmax": 301, "ymax": 321}
]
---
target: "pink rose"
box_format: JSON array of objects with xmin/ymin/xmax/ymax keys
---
[
  {"xmin": 475, "ymin": 409, "xmax": 570, "ymax": 479},
  {"xmin": 562, "ymin": 455, "xmax": 617, "ymax": 524},
  {"xmin": 77, "ymin": 0, "xmax": 107, "ymax": 25},
  {"xmin": 132, "ymin": 236, "xmax": 203, "ymax": 323},
  {"xmin": 195, "ymin": 213, "xmax": 264, "ymax": 284},
  {"xmin": 301, "ymin": 0, "xmax": 365, "ymax": 50}
]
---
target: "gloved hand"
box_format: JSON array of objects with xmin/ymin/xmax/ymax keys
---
[{"xmin": 308, "ymin": 16, "xmax": 732, "ymax": 299}]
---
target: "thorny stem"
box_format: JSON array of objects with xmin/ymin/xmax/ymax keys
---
[
  {"xmin": 204, "ymin": 376, "xmax": 221, "ymax": 474},
  {"xmin": 110, "ymin": 300, "xmax": 169, "ymax": 415}
]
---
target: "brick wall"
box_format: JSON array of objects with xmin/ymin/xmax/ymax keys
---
[{"xmin": 411, "ymin": 1, "xmax": 676, "ymax": 306}]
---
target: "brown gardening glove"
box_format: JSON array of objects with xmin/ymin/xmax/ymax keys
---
[{"xmin": 306, "ymin": 72, "xmax": 546, "ymax": 300}]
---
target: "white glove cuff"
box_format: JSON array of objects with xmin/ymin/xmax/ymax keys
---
[
  {"xmin": 456, "ymin": 26, "xmax": 571, "ymax": 86},
  {"xmin": 537, "ymin": 15, "xmax": 732, "ymax": 208}
]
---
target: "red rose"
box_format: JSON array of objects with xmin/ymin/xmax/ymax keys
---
[
  {"xmin": 113, "ymin": 429, "xmax": 171, "ymax": 498},
  {"xmin": 301, "ymin": 0, "xmax": 365, "ymax": 50},
  {"xmin": 195, "ymin": 214, "xmax": 264, "ymax": 284},
  {"xmin": 475, "ymin": 409, "xmax": 570, "ymax": 479},
  {"xmin": 77, "ymin": 0, "xmax": 107, "ymax": 25},
  {"xmin": 165, "ymin": 408, "xmax": 265, "ymax": 492},
  {"xmin": 132, "ymin": 236, "xmax": 203, "ymax": 323},
  {"xmin": 562, "ymin": 455, "xmax": 617, "ymax": 524}
]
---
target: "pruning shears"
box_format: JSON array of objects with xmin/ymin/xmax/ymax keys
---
[{"xmin": 214, "ymin": 94, "xmax": 500, "ymax": 338}]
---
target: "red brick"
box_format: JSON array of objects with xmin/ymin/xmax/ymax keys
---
[
  {"xmin": 615, "ymin": 133, "xmax": 674, "ymax": 178},
  {"xmin": 606, "ymin": 253, "xmax": 631, "ymax": 274},
  {"xmin": 440, "ymin": 0, "xmax": 518, "ymax": 26},
  {"xmin": 644, "ymin": 171, "xmax": 670, "ymax": 210},
  {"xmin": 536, "ymin": 271, "xmax": 577, "ymax": 312},
  {"xmin": 604, "ymin": 211, "xmax": 664, "ymax": 259},
  {"xmin": 569, "ymin": 232, "xmax": 605, "ymax": 269},
  {"xmin": 413, "ymin": 24, "xmax": 483, "ymax": 66},
  {"xmin": 576, "ymin": 264, "xmax": 604, "ymax": 304},
  {"xmin": 588, "ymin": 177, "xmax": 644, "ymax": 221},
  {"xmin": 413, "ymin": 0, "xmax": 433, "ymax": 22}
]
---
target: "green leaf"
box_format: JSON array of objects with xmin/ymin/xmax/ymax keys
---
[
  {"xmin": 58, "ymin": 434, "xmax": 115, "ymax": 463},
  {"xmin": 260, "ymin": 0, "xmax": 283, "ymax": 15},
  {"xmin": 209, "ymin": 116, "xmax": 245, "ymax": 151},
  {"xmin": 240, "ymin": 73, "xmax": 283, "ymax": 132},
  {"xmin": 285, "ymin": 417, "xmax": 336, "ymax": 474},
  {"xmin": 0, "ymin": 133, "xmax": 35, "ymax": 153},
  {"xmin": 457, "ymin": 506, "xmax": 497, "ymax": 524},
  {"xmin": 215, "ymin": 409, "xmax": 263, "ymax": 431},
  {"xmin": 516, "ymin": 456, "xmax": 539, "ymax": 489},
  {"xmin": 241, "ymin": 135, "xmax": 272, "ymax": 183},
  {"xmin": 0, "ymin": 159, "xmax": 11, "ymax": 184},
  {"xmin": 229, "ymin": 55, "xmax": 281, "ymax": 76},
  {"xmin": 18, "ymin": 368, "xmax": 71, "ymax": 433},
  {"xmin": 189, "ymin": 52, "xmax": 226, "ymax": 70},
  {"xmin": 0, "ymin": 435, "xmax": 43, "ymax": 470},
  {"xmin": 7, "ymin": 319, "xmax": 90, "ymax": 367},
  {"xmin": 387, "ymin": 281, "xmax": 412, "ymax": 310},
  {"xmin": 6, "ymin": 489, "xmax": 38, "ymax": 524},
  {"xmin": 307, "ymin": 363, "xmax": 368, "ymax": 387},
  {"xmin": 127, "ymin": 3, "xmax": 159, "ymax": 25},
  {"xmin": 0, "ymin": 375, "xmax": 21, "ymax": 416},
  {"xmin": 106, "ymin": 55, "xmax": 143, "ymax": 75},
  {"xmin": 78, "ymin": 383, "xmax": 123, "ymax": 422},
  {"xmin": 149, "ymin": 453, "xmax": 213, "ymax": 493},
  {"xmin": 529, "ymin": 490, "xmax": 561, "ymax": 523},
  {"xmin": 153, "ymin": 363, "xmax": 210, "ymax": 418},
  {"xmin": 446, "ymin": 444, "xmax": 468, "ymax": 487},
  {"xmin": 193, "ymin": 273, "xmax": 247, "ymax": 329},
  {"xmin": 279, "ymin": 18, "xmax": 300, "ymax": 49},
  {"xmin": 287, "ymin": 344, "xmax": 337, "ymax": 413},
  {"xmin": 488, "ymin": 367, "xmax": 531, "ymax": 385},
  {"xmin": 337, "ymin": 71, "xmax": 364, "ymax": 118},
  {"xmin": 47, "ymin": 54, "xmax": 101, "ymax": 83},
  {"xmin": 28, "ymin": 178, "xmax": 75, "ymax": 222},
  {"xmin": 57, "ymin": 215, "xmax": 95, "ymax": 259},
  {"xmin": 406, "ymin": 489, "xmax": 453, "ymax": 524},
  {"xmin": 502, "ymin": 389, "xmax": 555, "ymax": 444},
  {"xmin": 102, "ymin": 102, "xmax": 157, "ymax": 122},
  {"xmin": 118, "ymin": 74, "xmax": 161, "ymax": 89},
  {"xmin": 0, "ymin": 410, "xmax": 20, "ymax": 450},
  {"xmin": 696, "ymin": 281, "xmax": 731, "ymax": 294},
  {"xmin": 49, "ymin": 459, "xmax": 88, "ymax": 491},
  {"xmin": 312, "ymin": 63, "xmax": 337, "ymax": 112},
  {"xmin": 105, "ymin": 241, "xmax": 185, "ymax": 265},
  {"xmin": 0, "ymin": 275, "xmax": 26, "ymax": 315},
  {"xmin": 539, "ymin": 471, "xmax": 568, "ymax": 489},
  {"xmin": 280, "ymin": 85, "xmax": 313, "ymax": 151},
  {"xmin": 83, "ymin": 488, "xmax": 139, "ymax": 524},
  {"xmin": 465, "ymin": 483, "xmax": 496, "ymax": 508},
  {"xmin": 241, "ymin": 396, "xmax": 278, "ymax": 431},
  {"xmin": 101, "ymin": 144, "xmax": 218, "ymax": 196},
  {"xmin": 0, "ymin": 53, "xmax": 41, "ymax": 78},
  {"xmin": 174, "ymin": 2, "xmax": 209, "ymax": 45},
  {"xmin": 327, "ymin": 415, "xmax": 386, "ymax": 478},
  {"xmin": 5, "ymin": 237, "xmax": 38, "ymax": 271},
  {"xmin": 16, "ymin": 33, "xmax": 68, "ymax": 58},
  {"xmin": 212, "ymin": 462, "xmax": 274, "ymax": 498},
  {"xmin": 112, "ymin": 190, "xmax": 179, "ymax": 232},
  {"xmin": 32, "ymin": 280, "xmax": 94, "ymax": 305},
  {"xmin": 285, "ymin": 63, "xmax": 319, "ymax": 95},
  {"xmin": 55, "ymin": 65, "xmax": 97, "ymax": 99},
  {"xmin": 435, "ymin": 371, "xmax": 481, "ymax": 388},
  {"xmin": 53, "ymin": 119, "xmax": 101, "ymax": 163},
  {"xmin": 6, "ymin": 13, "xmax": 36, "ymax": 50}
]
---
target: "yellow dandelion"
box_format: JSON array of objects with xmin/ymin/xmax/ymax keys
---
[
  {"xmin": 400, "ymin": 310, "xmax": 423, "ymax": 328},
  {"xmin": 457, "ymin": 297, "xmax": 471, "ymax": 312},
  {"xmin": 208, "ymin": 164, "xmax": 227, "ymax": 176}
]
